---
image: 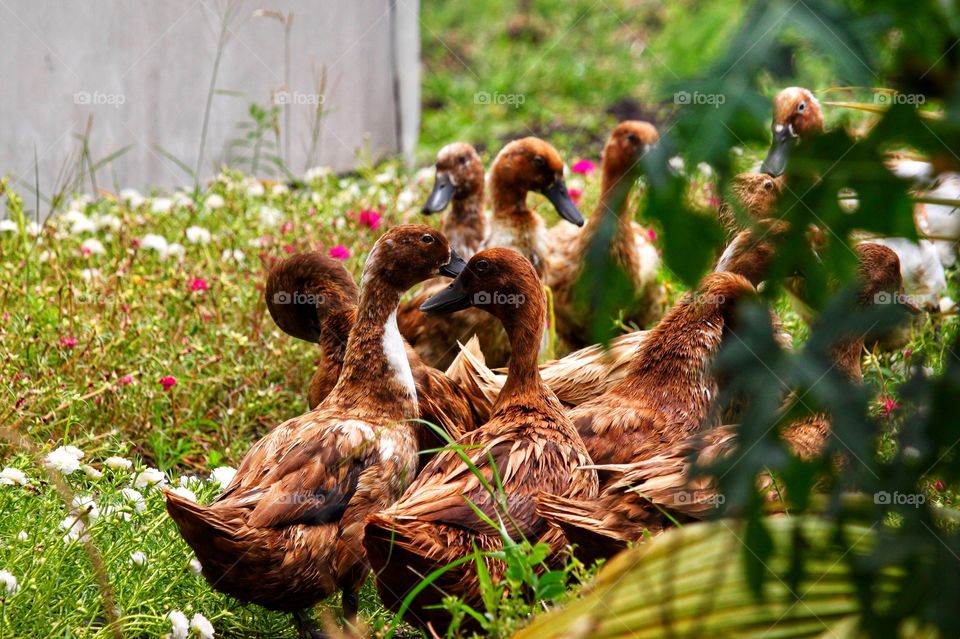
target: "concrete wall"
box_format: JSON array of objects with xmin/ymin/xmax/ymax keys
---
[{"xmin": 0, "ymin": 0, "xmax": 420, "ymax": 195}]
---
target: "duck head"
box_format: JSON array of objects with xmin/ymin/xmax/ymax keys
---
[
  {"xmin": 265, "ymin": 251, "xmax": 359, "ymax": 343},
  {"xmin": 761, "ymin": 87, "xmax": 824, "ymax": 177},
  {"xmin": 420, "ymin": 247, "xmax": 546, "ymax": 327},
  {"xmin": 491, "ymin": 137, "xmax": 585, "ymax": 226},
  {"xmin": 856, "ymin": 242, "xmax": 920, "ymax": 313},
  {"xmin": 362, "ymin": 224, "xmax": 466, "ymax": 291},
  {"xmin": 601, "ymin": 121, "xmax": 660, "ymax": 184},
  {"xmin": 732, "ymin": 172, "xmax": 785, "ymax": 218},
  {"xmin": 422, "ymin": 143, "xmax": 485, "ymax": 214}
]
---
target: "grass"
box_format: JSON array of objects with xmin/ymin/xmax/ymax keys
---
[{"xmin": 1, "ymin": 0, "xmax": 958, "ymax": 637}]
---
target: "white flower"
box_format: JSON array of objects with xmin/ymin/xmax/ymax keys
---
[
  {"xmin": 246, "ymin": 180, "xmax": 265, "ymax": 197},
  {"xmin": 668, "ymin": 156, "xmax": 686, "ymax": 174},
  {"xmin": 121, "ymin": 487, "xmax": 146, "ymax": 512},
  {"xmin": 0, "ymin": 467, "xmax": 27, "ymax": 486},
  {"xmin": 0, "ymin": 570, "xmax": 19, "ymax": 596},
  {"xmin": 80, "ymin": 268, "xmax": 101, "ymax": 281},
  {"xmin": 190, "ymin": 613, "xmax": 215, "ymax": 639},
  {"xmin": 129, "ymin": 551, "xmax": 147, "ymax": 566},
  {"xmin": 60, "ymin": 514, "xmax": 88, "ymax": 543},
  {"xmin": 189, "ymin": 557, "xmax": 203, "ymax": 575},
  {"xmin": 204, "ymin": 194, "xmax": 225, "ymax": 210},
  {"xmin": 16, "ymin": 531, "xmax": 28, "ymax": 542},
  {"xmin": 173, "ymin": 192, "xmax": 194, "ymax": 208},
  {"xmin": 167, "ymin": 610, "xmax": 190, "ymax": 639},
  {"xmin": 258, "ymin": 206, "xmax": 283, "ymax": 227},
  {"xmin": 140, "ymin": 233, "xmax": 169, "ymax": 254},
  {"xmin": 70, "ymin": 217, "xmax": 97, "ymax": 235},
  {"xmin": 80, "ymin": 238, "xmax": 106, "ymax": 255},
  {"xmin": 304, "ymin": 166, "xmax": 331, "ymax": 181},
  {"xmin": 375, "ymin": 168, "xmax": 395, "ymax": 184},
  {"xmin": 72, "ymin": 495, "xmax": 100, "ymax": 522},
  {"xmin": 168, "ymin": 486, "xmax": 197, "ymax": 502},
  {"xmin": 93, "ymin": 214, "xmax": 121, "ymax": 232},
  {"xmin": 120, "ymin": 188, "xmax": 145, "ymax": 208},
  {"xmin": 731, "ymin": 146, "xmax": 744, "ymax": 156},
  {"xmin": 166, "ymin": 243, "xmax": 186, "ymax": 260},
  {"xmin": 26, "ymin": 221, "xmax": 43, "ymax": 237},
  {"xmin": 210, "ymin": 467, "xmax": 237, "ymax": 490},
  {"xmin": 221, "ymin": 249, "xmax": 245, "ymax": 263},
  {"xmin": 151, "ymin": 197, "xmax": 174, "ymax": 214},
  {"xmin": 697, "ymin": 162, "xmax": 714, "ymax": 177},
  {"xmin": 0, "ymin": 220, "xmax": 17, "ymax": 233},
  {"xmin": 45, "ymin": 446, "xmax": 85, "ymax": 474},
  {"xmin": 82, "ymin": 465, "xmax": 103, "ymax": 479},
  {"xmin": 414, "ymin": 166, "xmax": 434, "ymax": 183},
  {"xmin": 132, "ymin": 467, "xmax": 166, "ymax": 490},
  {"xmin": 271, "ymin": 183, "xmax": 289, "ymax": 195},
  {"xmin": 396, "ymin": 188, "xmax": 418, "ymax": 211},
  {"xmin": 104, "ymin": 456, "xmax": 133, "ymax": 470},
  {"xmin": 940, "ymin": 296, "xmax": 956, "ymax": 314}
]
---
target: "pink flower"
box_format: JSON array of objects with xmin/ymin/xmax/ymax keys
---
[
  {"xmin": 159, "ymin": 376, "xmax": 177, "ymax": 391},
  {"xmin": 647, "ymin": 228, "xmax": 657, "ymax": 242},
  {"xmin": 934, "ymin": 479, "xmax": 946, "ymax": 493},
  {"xmin": 283, "ymin": 244, "xmax": 296, "ymax": 254},
  {"xmin": 308, "ymin": 207, "xmax": 317, "ymax": 216},
  {"xmin": 571, "ymin": 159, "xmax": 597, "ymax": 175},
  {"xmin": 569, "ymin": 188, "xmax": 583, "ymax": 205},
  {"xmin": 880, "ymin": 398, "xmax": 900, "ymax": 416},
  {"xmin": 80, "ymin": 246, "xmax": 92, "ymax": 257},
  {"xmin": 189, "ymin": 278, "xmax": 209, "ymax": 292},
  {"xmin": 904, "ymin": 349, "xmax": 913, "ymax": 360},
  {"xmin": 355, "ymin": 209, "xmax": 382, "ymax": 231},
  {"xmin": 328, "ymin": 245, "xmax": 350, "ymax": 260},
  {"xmin": 131, "ymin": 238, "xmax": 140, "ymax": 248},
  {"xmin": 59, "ymin": 337, "xmax": 78, "ymax": 349},
  {"xmin": 117, "ymin": 374, "xmax": 135, "ymax": 386},
  {"xmin": 281, "ymin": 221, "xmax": 295, "ymax": 234}
]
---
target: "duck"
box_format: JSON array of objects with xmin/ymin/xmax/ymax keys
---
[
  {"xmin": 265, "ymin": 250, "xmax": 491, "ymax": 451},
  {"xmin": 164, "ymin": 225, "xmax": 464, "ymax": 638},
  {"xmin": 717, "ymin": 172, "xmax": 786, "ymax": 236},
  {"xmin": 545, "ymin": 121, "xmax": 665, "ymax": 347},
  {"xmin": 759, "ymin": 86, "xmax": 825, "ymax": 177},
  {"xmin": 398, "ymin": 137, "xmax": 584, "ymax": 369},
  {"xmin": 363, "ymin": 248, "xmax": 598, "ymax": 635},
  {"xmin": 421, "ymin": 142, "xmax": 488, "ymax": 258},
  {"xmin": 537, "ymin": 243, "xmax": 918, "ymax": 563}
]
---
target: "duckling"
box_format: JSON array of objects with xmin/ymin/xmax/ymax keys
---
[
  {"xmin": 564, "ymin": 271, "xmax": 757, "ymax": 467},
  {"xmin": 546, "ymin": 121, "xmax": 665, "ymax": 347},
  {"xmin": 364, "ymin": 248, "xmax": 598, "ymax": 634},
  {"xmin": 398, "ymin": 137, "xmax": 584, "ymax": 369},
  {"xmin": 422, "ymin": 142, "xmax": 488, "ymax": 258},
  {"xmin": 760, "ymin": 86, "xmax": 825, "ymax": 177},
  {"xmin": 265, "ymin": 251, "xmax": 490, "ymax": 449},
  {"xmin": 538, "ymin": 243, "xmax": 917, "ymax": 562},
  {"xmin": 165, "ymin": 225, "xmax": 464, "ymax": 637}
]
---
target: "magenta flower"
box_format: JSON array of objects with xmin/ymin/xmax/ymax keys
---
[
  {"xmin": 189, "ymin": 278, "xmax": 209, "ymax": 292},
  {"xmin": 647, "ymin": 228, "xmax": 657, "ymax": 242},
  {"xmin": 159, "ymin": 376, "xmax": 177, "ymax": 391},
  {"xmin": 568, "ymin": 188, "xmax": 583, "ymax": 205},
  {"xmin": 356, "ymin": 209, "xmax": 382, "ymax": 231},
  {"xmin": 283, "ymin": 244, "xmax": 296, "ymax": 254},
  {"xmin": 880, "ymin": 398, "xmax": 900, "ymax": 416},
  {"xmin": 904, "ymin": 349, "xmax": 913, "ymax": 360},
  {"xmin": 934, "ymin": 479, "xmax": 946, "ymax": 493},
  {"xmin": 571, "ymin": 159, "xmax": 597, "ymax": 175},
  {"xmin": 328, "ymin": 245, "xmax": 350, "ymax": 260},
  {"xmin": 59, "ymin": 337, "xmax": 78, "ymax": 349},
  {"xmin": 118, "ymin": 374, "xmax": 135, "ymax": 386},
  {"xmin": 281, "ymin": 221, "xmax": 295, "ymax": 234}
]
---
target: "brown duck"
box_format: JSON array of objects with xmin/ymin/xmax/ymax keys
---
[
  {"xmin": 265, "ymin": 250, "xmax": 490, "ymax": 450},
  {"xmin": 422, "ymin": 141, "xmax": 488, "ymax": 258},
  {"xmin": 164, "ymin": 225, "xmax": 464, "ymax": 637},
  {"xmin": 547, "ymin": 121, "xmax": 665, "ymax": 346},
  {"xmin": 364, "ymin": 248, "xmax": 598, "ymax": 635},
  {"xmin": 399, "ymin": 137, "xmax": 584, "ymax": 369},
  {"xmin": 538, "ymin": 243, "xmax": 918, "ymax": 563}
]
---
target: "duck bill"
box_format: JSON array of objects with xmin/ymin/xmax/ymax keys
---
[
  {"xmin": 422, "ymin": 173, "xmax": 454, "ymax": 214},
  {"xmin": 419, "ymin": 278, "xmax": 472, "ymax": 314},
  {"xmin": 438, "ymin": 249, "xmax": 467, "ymax": 278},
  {"xmin": 542, "ymin": 178, "xmax": 585, "ymax": 226},
  {"xmin": 760, "ymin": 125, "xmax": 794, "ymax": 177}
]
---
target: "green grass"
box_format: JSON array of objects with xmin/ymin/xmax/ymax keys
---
[{"xmin": 1, "ymin": 1, "xmax": 959, "ymax": 637}]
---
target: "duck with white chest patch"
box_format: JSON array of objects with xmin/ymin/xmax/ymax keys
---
[{"xmin": 164, "ymin": 224, "xmax": 464, "ymax": 638}]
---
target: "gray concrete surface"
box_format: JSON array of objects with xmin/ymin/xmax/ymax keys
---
[{"xmin": 0, "ymin": 0, "xmax": 420, "ymax": 197}]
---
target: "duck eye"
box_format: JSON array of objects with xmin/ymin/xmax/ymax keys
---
[
  {"xmin": 763, "ymin": 180, "xmax": 774, "ymax": 191},
  {"xmin": 475, "ymin": 259, "xmax": 489, "ymax": 272},
  {"xmin": 421, "ymin": 234, "xmax": 435, "ymax": 244},
  {"xmin": 626, "ymin": 133, "xmax": 640, "ymax": 145},
  {"xmin": 459, "ymin": 155, "xmax": 468, "ymax": 165},
  {"xmin": 797, "ymin": 102, "xmax": 806, "ymax": 112},
  {"xmin": 533, "ymin": 156, "xmax": 547, "ymax": 169}
]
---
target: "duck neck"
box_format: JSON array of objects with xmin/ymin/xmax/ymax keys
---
[
  {"xmin": 493, "ymin": 302, "xmax": 548, "ymax": 412},
  {"xmin": 330, "ymin": 282, "xmax": 417, "ymax": 418},
  {"xmin": 830, "ymin": 336, "xmax": 864, "ymax": 383},
  {"xmin": 445, "ymin": 189, "xmax": 485, "ymax": 253},
  {"xmin": 581, "ymin": 166, "xmax": 636, "ymax": 255},
  {"xmin": 491, "ymin": 179, "xmax": 528, "ymax": 219}
]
